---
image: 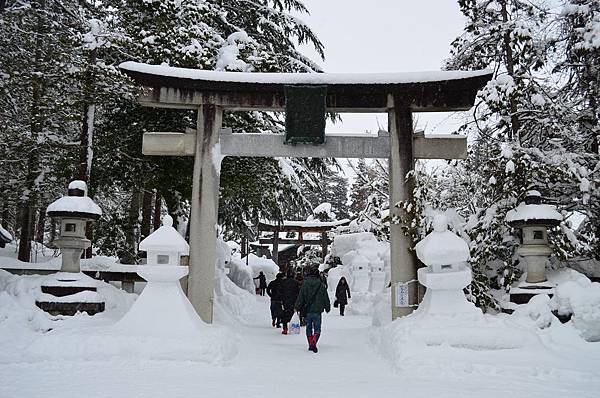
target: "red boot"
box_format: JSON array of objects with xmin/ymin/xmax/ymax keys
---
[
  {"xmin": 307, "ymin": 335, "xmax": 314, "ymax": 351},
  {"xmin": 282, "ymin": 327, "xmax": 288, "ymax": 335},
  {"xmin": 313, "ymin": 333, "xmax": 320, "ymax": 353}
]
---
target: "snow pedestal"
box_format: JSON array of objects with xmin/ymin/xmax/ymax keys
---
[
  {"xmin": 414, "ymin": 215, "xmax": 479, "ymax": 317},
  {"xmin": 384, "ymin": 215, "xmax": 538, "ymax": 352},
  {"xmin": 37, "ymin": 181, "xmax": 104, "ymax": 316},
  {"xmin": 417, "ymin": 266, "xmax": 479, "ymax": 316},
  {"xmin": 115, "ymin": 215, "xmax": 206, "ymax": 333},
  {"xmin": 505, "ymin": 191, "xmax": 562, "ymax": 306}
]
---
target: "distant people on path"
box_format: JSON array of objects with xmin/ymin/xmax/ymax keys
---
[
  {"xmin": 267, "ymin": 273, "xmax": 284, "ymax": 328},
  {"xmin": 279, "ymin": 269, "xmax": 300, "ymax": 335},
  {"xmin": 254, "ymin": 271, "xmax": 267, "ymax": 296},
  {"xmin": 335, "ymin": 277, "xmax": 351, "ymax": 316},
  {"xmin": 295, "ymin": 266, "xmax": 330, "ymax": 353}
]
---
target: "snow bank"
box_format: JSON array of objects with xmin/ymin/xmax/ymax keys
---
[
  {"xmin": 214, "ymin": 238, "xmax": 262, "ymax": 325},
  {"xmin": 245, "ymin": 253, "xmax": 278, "ymax": 282},
  {"xmin": 0, "ymin": 269, "xmax": 137, "ymax": 363},
  {"xmin": 550, "ymin": 274, "xmax": 600, "ymax": 342}
]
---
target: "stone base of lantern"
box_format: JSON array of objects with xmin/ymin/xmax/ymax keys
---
[
  {"xmin": 36, "ymin": 272, "xmax": 105, "ymax": 316},
  {"xmin": 509, "ymin": 281, "xmax": 554, "ymax": 305},
  {"xmin": 416, "ymin": 266, "xmax": 480, "ymax": 316}
]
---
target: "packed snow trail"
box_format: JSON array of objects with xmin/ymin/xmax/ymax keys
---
[{"xmin": 2, "ymin": 296, "xmax": 600, "ymax": 398}]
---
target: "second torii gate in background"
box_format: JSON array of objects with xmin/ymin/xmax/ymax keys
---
[{"xmin": 120, "ymin": 62, "xmax": 491, "ymax": 323}]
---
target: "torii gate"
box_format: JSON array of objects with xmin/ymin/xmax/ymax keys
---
[{"xmin": 119, "ymin": 62, "xmax": 491, "ymax": 323}]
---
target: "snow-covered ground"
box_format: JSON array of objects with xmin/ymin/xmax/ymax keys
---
[{"xmin": 1, "ymin": 267, "xmax": 600, "ymax": 398}]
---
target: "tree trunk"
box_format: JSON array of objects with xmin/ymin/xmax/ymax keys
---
[
  {"xmin": 500, "ymin": 0, "xmax": 520, "ymax": 143},
  {"xmin": 121, "ymin": 189, "xmax": 142, "ymax": 264},
  {"xmin": 35, "ymin": 205, "xmax": 46, "ymax": 243},
  {"xmin": 17, "ymin": 206, "xmax": 35, "ymax": 262},
  {"xmin": 76, "ymin": 49, "xmax": 97, "ymax": 182},
  {"xmin": 153, "ymin": 192, "xmax": 162, "ymax": 231},
  {"xmin": 18, "ymin": 1, "xmax": 46, "ymax": 262},
  {"xmin": 140, "ymin": 189, "xmax": 153, "ymax": 240}
]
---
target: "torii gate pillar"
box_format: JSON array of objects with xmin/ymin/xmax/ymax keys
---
[
  {"xmin": 388, "ymin": 95, "xmax": 417, "ymax": 319},
  {"xmin": 188, "ymin": 104, "xmax": 223, "ymax": 324}
]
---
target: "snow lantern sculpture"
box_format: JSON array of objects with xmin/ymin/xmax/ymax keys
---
[
  {"xmin": 415, "ymin": 214, "xmax": 479, "ymax": 315},
  {"xmin": 139, "ymin": 215, "xmax": 188, "ymax": 266},
  {"xmin": 505, "ymin": 190, "xmax": 562, "ymax": 284},
  {"xmin": 115, "ymin": 215, "xmax": 205, "ymax": 333},
  {"xmin": 46, "ymin": 180, "xmax": 102, "ymax": 273}
]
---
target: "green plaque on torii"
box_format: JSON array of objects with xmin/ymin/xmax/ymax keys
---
[{"xmin": 284, "ymin": 85, "xmax": 327, "ymax": 145}]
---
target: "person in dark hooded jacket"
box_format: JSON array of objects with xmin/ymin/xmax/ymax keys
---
[
  {"xmin": 278, "ymin": 269, "xmax": 300, "ymax": 334},
  {"xmin": 295, "ymin": 266, "xmax": 330, "ymax": 353},
  {"xmin": 254, "ymin": 271, "xmax": 267, "ymax": 296},
  {"xmin": 335, "ymin": 277, "xmax": 351, "ymax": 316},
  {"xmin": 267, "ymin": 273, "xmax": 284, "ymax": 327}
]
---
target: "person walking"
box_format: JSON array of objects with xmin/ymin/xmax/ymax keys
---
[
  {"xmin": 335, "ymin": 277, "xmax": 351, "ymax": 316},
  {"xmin": 254, "ymin": 271, "xmax": 267, "ymax": 296},
  {"xmin": 267, "ymin": 273, "xmax": 284, "ymax": 327},
  {"xmin": 295, "ymin": 267, "xmax": 330, "ymax": 353},
  {"xmin": 279, "ymin": 269, "xmax": 300, "ymax": 335}
]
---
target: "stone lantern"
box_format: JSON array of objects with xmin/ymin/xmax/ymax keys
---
[
  {"xmin": 114, "ymin": 215, "xmax": 205, "ymax": 333},
  {"xmin": 46, "ymin": 180, "xmax": 102, "ymax": 273},
  {"xmin": 37, "ymin": 180, "xmax": 104, "ymax": 316},
  {"xmin": 415, "ymin": 214, "xmax": 479, "ymax": 316},
  {"xmin": 505, "ymin": 190, "xmax": 562, "ymax": 304}
]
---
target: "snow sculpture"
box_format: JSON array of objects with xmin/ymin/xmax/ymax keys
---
[
  {"xmin": 415, "ymin": 214, "xmax": 479, "ymax": 315},
  {"xmin": 115, "ymin": 215, "xmax": 206, "ymax": 333},
  {"xmin": 139, "ymin": 214, "xmax": 189, "ymax": 266}
]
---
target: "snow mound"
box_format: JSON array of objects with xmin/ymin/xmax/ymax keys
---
[{"xmin": 550, "ymin": 276, "xmax": 600, "ymax": 342}]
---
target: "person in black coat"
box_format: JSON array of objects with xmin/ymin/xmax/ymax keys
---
[
  {"xmin": 266, "ymin": 273, "xmax": 284, "ymax": 327},
  {"xmin": 254, "ymin": 271, "xmax": 267, "ymax": 296},
  {"xmin": 279, "ymin": 269, "xmax": 300, "ymax": 334},
  {"xmin": 335, "ymin": 277, "xmax": 351, "ymax": 316}
]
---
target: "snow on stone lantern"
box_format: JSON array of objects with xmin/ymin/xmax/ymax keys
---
[
  {"xmin": 37, "ymin": 180, "xmax": 104, "ymax": 316},
  {"xmin": 415, "ymin": 214, "xmax": 479, "ymax": 316},
  {"xmin": 114, "ymin": 215, "xmax": 206, "ymax": 333},
  {"xmin": 46, "ymin": 180, "xmax": 102, "ymax": 273},
  {"xmin": 505, "ymin": 190, "xmax": 562, "ymax": 305}
]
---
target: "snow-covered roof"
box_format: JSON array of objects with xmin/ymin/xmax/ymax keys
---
[
  {"xmin": 69, "ymin": 180, "xmax": 87, "ymax": 193},
  {"xmin": 262, "ymin": 219, "xmax": 351, "ymax": 228},
  {"xmin": 505, "ymin": 203, "xmax": 562, "ymax": 225},
  {"xmin": 120, "ymin": 61, "xmax": 492, "ymax": 85},
  {"xmin": 415, "ymin": 215, "xmax": 470, "ymax": 266},
  {"xmin": 139, "ymin": 215, "xmax": 189, "ymax": 254},
  {"xmin": 46, "ymin": 196, "xmax": 102, "ymax": 218}
]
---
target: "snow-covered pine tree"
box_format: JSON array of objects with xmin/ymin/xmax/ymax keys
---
[
  {"xmin": 90, "ymin": 0, "xmax": 330, "ymax": 253},
  {"xmin": 418, "ymin": 0, "xmax": 600, "ymax": 309},
  {"xmin": 0, "ymin": 0, "xmax": 87, "ymax": 260}
]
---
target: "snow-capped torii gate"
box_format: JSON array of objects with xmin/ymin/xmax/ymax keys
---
[{"xmin": 119, "ymin": 62, "xmax": 492, "ymax": 323}]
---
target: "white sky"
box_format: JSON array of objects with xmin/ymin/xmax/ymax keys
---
[{"xmin": 296, "ymin": 0, "xmax": 469, "ymax": 135}]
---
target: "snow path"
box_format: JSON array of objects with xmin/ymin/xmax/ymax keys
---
[{"xmin": 1, "ymin": 296, "xmax": 599, "ymax": 398}]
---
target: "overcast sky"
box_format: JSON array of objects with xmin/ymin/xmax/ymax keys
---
[{"xmin": 296, "ymin": 0, "xmax": 469, "ymax": 134}]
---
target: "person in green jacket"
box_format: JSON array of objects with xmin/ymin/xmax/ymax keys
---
[{"xmin": 295, "ymin": 266, "xmax": 330, "ymax": 353}]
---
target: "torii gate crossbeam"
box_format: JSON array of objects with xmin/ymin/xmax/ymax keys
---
[{"xmin": 120, "ymin": 62, "xmax": 492, "ymax": 323}]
